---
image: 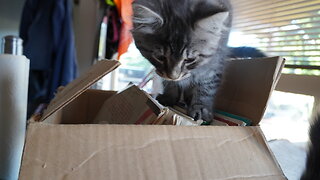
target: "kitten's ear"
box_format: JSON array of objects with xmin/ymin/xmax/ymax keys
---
[
  {"xmin": 132, "ymin": 4, "xmax": 163, "ymax": 34},
  {"xmin": 195, "ymin": 11, "xmax": 229, "ymax": 32},
  {"xmin": 191, "ymin": 0, "xmax": 229, "ymax": 21}
]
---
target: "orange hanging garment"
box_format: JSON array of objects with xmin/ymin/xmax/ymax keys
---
[{"xmin": 113, "ymin": 0, "xmax": 134, "ymax": 59}]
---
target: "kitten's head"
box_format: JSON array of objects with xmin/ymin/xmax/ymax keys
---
[{"xmin": 131, "ymin": 0, "xmax": 231, "ymax": 81}]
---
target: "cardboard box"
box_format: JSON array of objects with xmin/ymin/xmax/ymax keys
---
[{"xmin": 19, "ymin": 57, "xmax": 287, "ymax": 180}]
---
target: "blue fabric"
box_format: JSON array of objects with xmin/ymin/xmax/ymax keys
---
[{"xmin": 20, "ymin": 0, "xmax": 77, "ymax": 102}]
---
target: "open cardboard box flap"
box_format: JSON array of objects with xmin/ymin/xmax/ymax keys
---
[
  {"xmin": 20, "ymin": 57, "xmax": 287, "ymax": 180},
  {"xmin": 40, "ymin": 60, "xmax": 120, "ymax": 121},
  {"xmin": 215, "ymin": 56, "xmax": 285, "ymax": 125}
]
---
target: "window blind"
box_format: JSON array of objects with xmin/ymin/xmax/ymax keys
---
[{"xmin": 230, "ymin": 0, "xmax": 320, "ymax": 74}]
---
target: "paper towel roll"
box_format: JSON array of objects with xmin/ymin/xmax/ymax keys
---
[{"xmin": 0, "ymin": 54, "xmax": 29, "ymax": 180}]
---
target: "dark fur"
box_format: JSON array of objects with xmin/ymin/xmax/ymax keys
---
[
  {"xmin": 132, "ymin": 0, "xmax": 232, "ymax": 122},
  {"xmin": 228, "ymin": 46, "xmax": 266, "ymax": 59},
  {"xmin": 301, "ymin": 114, "xmax": 320, "ymax": 180}
]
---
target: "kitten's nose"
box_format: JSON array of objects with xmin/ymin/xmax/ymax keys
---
[
  {"xmin": 167, "ymin": 71, "xmax": 180, "ymax": 80},
  {"xmin": 165, "ymin": 63, "xmax": 182, "ymax": 80}
]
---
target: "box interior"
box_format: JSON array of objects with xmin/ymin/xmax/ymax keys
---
[
  {"xmin": 61, "ymin": 89, "xmax": 116, "ymax": 124},
  {"xmin": 41, "ymin": 57, "xmax": 285, "ymax": 126}
]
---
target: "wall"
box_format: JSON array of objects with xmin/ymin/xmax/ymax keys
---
[
  {"xmin": 0, "ymin": 0, "xmax": 24, "ymax": 40},
  {"xmin": 73, "ymin": 0, "xmax": 104, "ymax": 75}
]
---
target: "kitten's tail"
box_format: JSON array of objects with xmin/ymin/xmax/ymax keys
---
[{"xmin": 300, "ymin": 114, "xmax": 320, "ymax": 180}]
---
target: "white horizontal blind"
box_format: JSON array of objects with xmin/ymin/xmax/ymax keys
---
[{"xmin": 230, "ymin": 0, "xmax": 320, "ymax": 74}]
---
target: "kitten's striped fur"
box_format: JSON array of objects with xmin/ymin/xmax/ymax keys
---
[{"xmin": 131, "ymin": 0, "xmax": 232, "ymax": 122}]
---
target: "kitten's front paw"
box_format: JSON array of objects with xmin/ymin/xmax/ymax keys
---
[
  {"xmin": 188, "ymin": 104, "xmax": 213, "ymax": 122},
  {"xmin": 156, "ymin": 94, "xmax": 176, "ymax": 107}
]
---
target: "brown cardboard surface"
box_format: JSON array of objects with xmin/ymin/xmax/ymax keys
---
[
  {"xmin": 20, "ymin": 124, "xmax": 286, "ymax": 180},
  {"xmin": 41, "ymin": 60, "xmax": 120, "ymax": 121},
  {"xmin": 61, "ymin": 89, "xmax": 117, "ymax": 124},
  {"xmin": 215, "ymin": 57, "xmax": 285, "ymax": 125},
  {"xmin": 40, "ymin": 90, "xmax": 117, "ymax": 124},
  {"xmin": 93, "ymin": 85, "xmax": 160, "ymax": 124},
  {"xmin": 20, "ymin": 58, "xmax": 286, "ymax": 179}
]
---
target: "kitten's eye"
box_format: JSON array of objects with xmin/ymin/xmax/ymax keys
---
[
  {"xmin": 158, "ymin": 56, "xmax": 166, "ymax": 61},
  {"xmin": 184, "ymin": 58, "xmax": 196, "ymax": 64},
  {"xmin": 154, "ymin": 55, "xmax": 166, "ymax": 64}
]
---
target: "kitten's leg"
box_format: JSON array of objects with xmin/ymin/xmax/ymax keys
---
[
  {"xmin": 187, "ymin": 76, "xmax": 221, "ymax": 122},
  {"xmin": 156, "ymin": 80, "xmax": 180, "ymax": 106}
]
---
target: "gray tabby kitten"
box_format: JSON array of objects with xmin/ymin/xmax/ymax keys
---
[{"xmin": 131, "ymin": 0, "xmax": 232, "ymax": 122}]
